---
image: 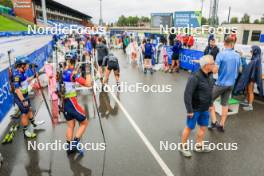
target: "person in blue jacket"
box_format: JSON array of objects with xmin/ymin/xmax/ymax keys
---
[
  {"xmin": 143, "ymin": 38, "xmax": 154, "ymax": 74},
  {"xmin": 85, "ymin": 36, "xmax": 93, "ymax": 56},
  {"xmin": 170, "ymin": 39, "xmax": 182, "ymax": 73},
  {"xmin": 234, "ymin": 45, "xmax": 263, "ymax": 111}
]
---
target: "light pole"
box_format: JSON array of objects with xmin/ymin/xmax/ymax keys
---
[
  {"xmin": 41, "ymin": 0, "xmax": 48, "ymax": 24},
  {"xmin": 99, "ymin": 0, "xmax": 103, "ymax": 26},
  {"xmin": 201, "ymin": 0, "xmax": 204, "ymax": 17}
]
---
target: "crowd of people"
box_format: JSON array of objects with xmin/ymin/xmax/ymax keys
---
[
  {"xmin": 111, "ymin": 31, "xmax": 263, "ymax": 158},
  {"xmin": 179, "ymin": 36, "xmax": 263, "ymax": 157},
  {"xmin": 6, "ymin": 32, "xmax": 121, "ymax": 156},
  {"xmin": 3, "ymin": 30, "xmax": 263, "ymax": 161}
]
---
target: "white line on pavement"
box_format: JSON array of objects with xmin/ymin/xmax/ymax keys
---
[{"xmin": 108, "ymin": 87, "xmax": 174, "ymax": 176}]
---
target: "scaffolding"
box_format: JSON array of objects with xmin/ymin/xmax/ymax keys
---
[{"xmin": 209, "ymin": 0, "xmax": 219, "ymax": 26}]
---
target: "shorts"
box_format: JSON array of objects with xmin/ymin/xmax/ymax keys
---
[
  {"xmin": 108, "ymin": 61, "xmax": 119, "ymax": 71},
  {"xmin": 14, "ymin": 93, "xmax": 31, "ymax": 114},
  {"xmin": 171, "ymin": 53, "xmax": 179, "ymax": 60},
  {"xmin": 212, "ymin": 85, "xmax": 233, "ymax": 106},
  {"xmin": 63, "ymin": 97, "xmax": 86, "ymax": 122},
  {"xmin": 144, "ymin": 55, "xmax": 152, "ymax": 60},
  {"xmin": 186, "ymin": 111, "xmax": 209, "ymax": 130},
  {"xmin": 98, "ymin": 59, "xmax": 103, "ymax": 66}
]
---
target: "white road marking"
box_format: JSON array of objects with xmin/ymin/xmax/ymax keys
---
[{"xmin": 107, "ymin": 86, "xmax": 174, "ymax": 176}]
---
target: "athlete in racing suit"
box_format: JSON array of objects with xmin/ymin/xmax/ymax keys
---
[
  {"xmin": 13, "ymin": 56, "xmax": 38, "ymax": 138},
  {"xmin": 62, "ymin": 54, "xmax": 92, "ymax": 154}
]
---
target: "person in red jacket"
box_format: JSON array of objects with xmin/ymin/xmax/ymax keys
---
[
  {"xmin": 187, "ymin": 35, "xmax": 194, "ymax": 48},
  {"xmin": 183, "ymin": 35, "xmax": 189, "ymax": 47}
]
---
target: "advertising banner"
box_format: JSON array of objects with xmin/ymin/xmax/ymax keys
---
[
  {"xmin": 179, "ymin": 49, "xmax": 203, "ymax": 72},
  {"xmin": 174, "ymin": 11, "xmax": 201, "ymax": 27},
  {"xmin": 151, "ymin": 13, "xmax": 173, "ymax": 28}
]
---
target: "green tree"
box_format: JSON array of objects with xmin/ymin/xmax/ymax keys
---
[
  {"xmin": 0, "ymin": 0, "xmax": 13, "ymax": 8},
  {"xmin": 261, "ymin": 14, "xmax": 264, "ymax": 24},
  {"xmin": 253, "ymin": 19, "xmax": 260, "ymax": 24},
  {"xmin": 230, "ymin": 17, "xmax": 239, "ymax": 24},
  {"xmin": 140, "ymin": 16, "xmax": 150, "ymax": 23},
  {"xmin": 240, "ymin": 13, "xmax": 250, "ymax": 23},
  {"xmin": 201, "ymin": 17, "xmax": 208, "ymax": 25},
  {"xmin": 117, "ymin": 15, "xmax": 127, "ymax": 26},
  {"xmin": 117, "ymin": 15, "xmax": 148, "ymax": 26}
]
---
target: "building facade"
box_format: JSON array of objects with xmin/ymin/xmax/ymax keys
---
[
  {"xmin": 12, "ymin": 0, "xmax": 92, "ymax": 26},
  {"xmin": 222, "ymin": 24, "xmax": 264, "ymax": 46}
]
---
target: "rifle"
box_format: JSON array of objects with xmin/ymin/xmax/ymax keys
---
[{"xmin": 7, "ymin": 50, "xmax": 15, "ymax": 94}]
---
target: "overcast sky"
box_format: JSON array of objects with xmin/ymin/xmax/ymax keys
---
[{"xmin": 55, "ymin": 0, "xmax": 264, "ymax": 24}]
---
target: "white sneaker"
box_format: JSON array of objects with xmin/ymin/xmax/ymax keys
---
[
  {"xmin": 194, "ymin": 145, "xmax": 211, "ymax": 153},
  {"xmin": 240, "ymin": 99, "xmax": 249, "ymax": 106},
  {"xmin": 34, "ymin": 120, "xmax": 45, "ymax": 126},
  {"xmin": 243, "ymin": 105, "xmax": 253, "ymax": 111},
  {"xmin": 24, "ymin": 130, "xmax": 37, "ymax": 139},
  {"xmin": 179, "ymin": 147, "xmax": 192, "ymax": 158}
]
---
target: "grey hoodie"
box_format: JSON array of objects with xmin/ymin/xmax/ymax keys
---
[{"xmin": 102, "ymin": 54, "xmax": 118, "ymax": 66}]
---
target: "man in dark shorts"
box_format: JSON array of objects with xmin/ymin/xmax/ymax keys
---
[
  {"xmin": 143, "ymin": 38, "xmax": 154, "ymax": 74},
  {"xmin": 209, "ymin": 36, "xmax": 241, "ymax": 132},
  {"xmin": 96, "ymin": 37, "xmax": 109, "ymax": 81},
  {"xmin": 102, "ymin": 53, "xmax": 120, "ymax": 85},
  {"xmin": 170, "ymin": 39, "xmax": 182, "ymax": 73}
]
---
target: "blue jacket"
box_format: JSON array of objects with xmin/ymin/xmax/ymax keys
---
[
  {"xmin": 234, "ymin": 46, "xmax": 263, "ymax": 96},
  {"xmin": 172, "ymin": 41, "xmax": 182, "ymax": 55},
  {"xmin": 144, "ymin": 43, "xmax": 153, "ymax": 56},
  {"xmin": 85, "ymin": 41, "xmax": 92, "ymax": 53}
]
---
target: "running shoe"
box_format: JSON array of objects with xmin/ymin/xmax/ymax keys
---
[
  {"xmin": 208, "ymin": 121, "xmax": 219, "ymax": 130},
  {"xmin": 217, "ymin": 125, "xmax": 225, "ymax": 132},
  {"xmin": 194, "ymin": 145, "xmax": 211, "ymax": 152},
  {"xmin": 32, "ymin": 120, "xmax": 45, "ymax": 128},
  {"xmin": 150, "ymin": 68, "xmax": 154, "ymax": 75},
  {"xmin": 179, "ymin": 147, "xmax": 192, "ymax": 158},
  {"xmin": 71, "ymin": 139, "xmax": 84, "ymax": 156},
  {"xmin": 240, "ymin": 99, "xmax": 249, "ymax": 106},
  {"xmin": 243, "ymin": 104, "xmax": 253, "ymax": 111},
  {"xmin": 24, "ymin": 130, "xmax": 37, "ymax": 139}
]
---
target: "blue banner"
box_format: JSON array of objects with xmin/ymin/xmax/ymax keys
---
[
  {"xmin": 0, "ymin": 41, "xmax": 53, "ymax": 122},
  {"xmin": 165, "ymin": 46, "xmax": 173, "ymax": 65},
  {"xmin": 0, "ymin": 31, "xmax": 51, "ymax": 38},
  {"xmin": 174, "ymin": 11, "xmax": 201, "ymax": 27},
  {"xmin": 0, "ymin": 68, "xmax": 13, "ymax": 122},
  {"xmin": 179, "ymin": 49, "xmax": 203, "ymax": 72},
  {"xmin": 110, "ymin": 30, "xmax": 125, "ymax": 37},
  {"xmin": 260, "ymin": 34, "xmax": 264, "ymax": 43},
  {"xmin": 164, "ymin": 46, "xmax": 203, "ymax": 72}
]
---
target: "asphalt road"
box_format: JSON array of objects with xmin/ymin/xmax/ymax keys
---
[{"xmin": 0, "ymin": 49, "xmax": 264, "ymax": 176}]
